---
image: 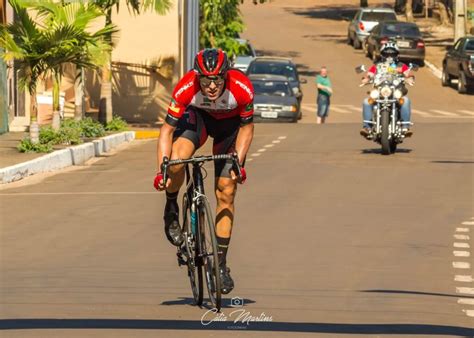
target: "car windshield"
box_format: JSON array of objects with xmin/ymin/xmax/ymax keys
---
[
  {"xmin": 382, "ymin": 24, "xmax": 421, "ymax": 37},
  {"xmin": 465, "ymin": 40, "xmax": 474, "ymax": 51},
  {"xmin": 361, "ymin": 12, "xmax": 396, "ymax": 22},
  {"xmin": 248, "ymin": 62, "xmax": 297, "ymax": 81},
  {"xmin": 252, "ymin": 81, "xmax": 292, "ymax": 96}
]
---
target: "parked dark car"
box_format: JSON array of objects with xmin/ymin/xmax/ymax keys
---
[
  {"xmin": 442, "ymin": 36, "xmax": 474, "ymax": 94},
  {"xmin": 347, "ymin": 7, "xmax": 397, "ymax": 49},
  {"xmin": 365, "ymin": 21, "xmax": 425, "ymax": 64},
  {"xmin": 246, "ymin": 57, "xmax": 306, "ymax": 115},
  {"xmin": 249, "ymin": 74, "xmax": 299, "ymax": 123}
]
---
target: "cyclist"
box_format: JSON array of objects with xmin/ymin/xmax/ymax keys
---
[
  {"xmin": 154, "ymin": 48, "xmax": 254, "ymax": 295},
  {"xmin": 360, "ymin": 41, "xmax": 414, "ymax": 138}
]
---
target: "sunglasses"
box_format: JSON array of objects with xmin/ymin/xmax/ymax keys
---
[{"xmin": 199, "ymin": 76, "xmax": 225, "ymax": 87}]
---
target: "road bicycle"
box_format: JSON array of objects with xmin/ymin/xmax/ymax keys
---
[{"xmin": 162, "ymin": 153, "xmax": 242, "ymax": 311}]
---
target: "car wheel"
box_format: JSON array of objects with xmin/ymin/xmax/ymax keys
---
[
  {"xmin": 441, "ymin": 64, "xmax": 450, "ymax": 87},
  {"xmin": 417, "ymin": 59, "xmax": 424, "ymax": 67},
  {"xmin": 353, "ymin": 37, "xmax": 361, "ymax": 49},
  {"xmin": 457, "ymin": 71, "xmax": 468, "ymax": 94}
]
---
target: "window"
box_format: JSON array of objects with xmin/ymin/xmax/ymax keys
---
[
  {"xmin": 361, "ymin": 12, "xmax": 397, "ymax": 22},
  {"xmin": 248, "ymin": 62, "xmax": 296, "ymax": 81},
  {"xmin": 382, "ymin": 24, "xmax": 421, "ymax": 37},
  {"xmin": 252, "ymin": 81, "xmax": 291, "ymax": 96},
  {"xmin": 465, "ymin": 39, "xmax": 474, "ymax": 52},
  {"xmin": 353, "ymin": 10, "xmax": 360, "ymax": 21}
]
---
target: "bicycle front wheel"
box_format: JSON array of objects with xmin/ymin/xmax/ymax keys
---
[
  {"xmin": 199, "ymin": 197, "xmax": 221, "ymax": 311},
  {"xmin": 182, "ymin": 193, "xmax": 203, "ymax": 306}
]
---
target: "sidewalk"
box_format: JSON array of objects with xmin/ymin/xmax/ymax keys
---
[{"xmin": 0, "ymin": 129, "xmax": 155, "ymax": 184}]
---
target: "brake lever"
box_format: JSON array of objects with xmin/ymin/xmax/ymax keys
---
[
  {"xmin": 161, "ymin": 156, "xmax": 169, "ymax": 187},
  {"xmin": 231, "ymin": 153, "xmax": 242, "ymax": 180}
]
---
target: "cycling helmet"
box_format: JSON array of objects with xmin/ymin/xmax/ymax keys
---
[
  {"xmin": 193, "ymin": 48, "xmax": 230, "ymax": 77},
  {"xmin": 380, "ymin": 41, "xmax": 400, "ymax": 59}
]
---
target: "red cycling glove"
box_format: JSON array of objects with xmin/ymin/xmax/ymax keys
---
[{"xmin": 154, "ymin": 173, "xmax": 164, "ymax": 190}]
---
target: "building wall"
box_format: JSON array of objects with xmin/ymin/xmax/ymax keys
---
[
  {"xmin": 86, "ymin": 0, "xmax": 182, "ymax": 124},
  {"xmin": 0, "ymin": 48, "xmax": 7, "ymax": 134}
]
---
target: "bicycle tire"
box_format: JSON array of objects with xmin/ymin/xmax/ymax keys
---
[
  {"xmin": 199, "ymin": 197, "xmax": 221, "ymax": 311},
  {"xmin": 182, "ymin": 193, "xmax": 203, "ymax": 306}
]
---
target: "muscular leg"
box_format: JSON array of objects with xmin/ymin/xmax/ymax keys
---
[
  {"xmin": 215, "ymin": 176, "xmax": 237, "ymax": 266},
  {"xmin": 166, "ymin": 137, "xmax": 195, "ymax": 194},
  {"xmin": 163, "ymin": 137, "xmax": 195, "ymax": 246}
]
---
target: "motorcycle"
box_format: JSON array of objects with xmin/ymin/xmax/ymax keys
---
[{"xmin": 355, "ymin": 63, "xmax": 418, "ymax": 155}]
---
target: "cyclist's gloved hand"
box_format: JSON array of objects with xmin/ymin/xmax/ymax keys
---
[
  {"xmin": 231, "ymin": 167, "xmax": 247, "ymax": 184},
  {"xmin": 239, "ymin": 167, "xmax": 247, "ymax": 184},
  {"xmin": 154, "ymin": 173, "xmax": 165, "ymax": 191}
]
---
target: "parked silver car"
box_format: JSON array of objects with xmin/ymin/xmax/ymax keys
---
[
  {"xmin": 347, "ymin": 7, "xmax": 397, "ymax": 49},
  {"xmin": 232, "ymin": 38, "xmax": 257, "ymax": 72}
]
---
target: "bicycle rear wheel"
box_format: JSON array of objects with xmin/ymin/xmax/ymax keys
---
[
  {"xmin": 199, "ymin": 197, "xmax": 221, "ymax": 311},
  {"xmin": 182, "ymin": 193, "xmax": 203, "ymax": 305}
]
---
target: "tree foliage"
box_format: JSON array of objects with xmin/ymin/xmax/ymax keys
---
[{"xmin": 200, "ymin": 0, "xmax": 270, "ymax": 57}]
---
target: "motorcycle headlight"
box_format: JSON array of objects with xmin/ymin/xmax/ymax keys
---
[
  {"xmin": 393, "ymin": 79, "xmax": 400, "ymax": 86},
  {"xmin": 394, "ymin": 89, "xmax": 403, "ymax": 99},
  {"xmin": 370, "ymin": 89, "xmax": 380, "ymax": 99},
  {"xmin": 380, "ymin": 86, "xmax": 392, "ymax": 98}
]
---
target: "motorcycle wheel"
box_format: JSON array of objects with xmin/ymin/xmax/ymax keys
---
[
  {"xmin": 380, "ymin": 108, "xmax": 391, "ymax": 155},
  {"xmin": 390, "ymin": 141, "xmax": 397, "ymax": 153}
]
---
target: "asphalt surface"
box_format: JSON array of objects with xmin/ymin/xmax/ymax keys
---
[{"xmin": 1, "ymin": 1, "xmax": 473, "ymax": 337}]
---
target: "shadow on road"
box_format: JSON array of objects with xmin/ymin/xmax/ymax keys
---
[
  {"xmin": 1, "ymin": 319, "xmax": 473, "ymax": 335},
  {"xmin": 361, "ymin": 289, "xmax": 474, "ymax": 299},
  {"xmin": 431, "ymin": 160, "xmax": 474, "ymax": 164},
  {"xmin": 302, "ymin": 34, "xmax": 348, "ymax": 45},
  {"xmin": 361, "ymin": 148, "xmax": 413, "ymax": 154},
  {"xmin": 296, "ymin": 63, "xmax": 318, "ymax": 77},
  {"xmin": 284, "ymin": 5, "xmax": 359, "ymax": 21},
  {"xmin": 161, "ymin": 297, "xmax": 256, "ymax": 309},
  {"xmin": 256, "ymin": 49, "xmax": 300, "ymax": 58}
]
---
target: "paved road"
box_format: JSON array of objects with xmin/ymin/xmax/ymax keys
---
[{"xmin": 1, "ymin": 1, "xmax": 473, "ymax": 337}]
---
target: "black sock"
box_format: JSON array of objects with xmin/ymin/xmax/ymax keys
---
[
  {"xmin": 165, "ymin": 191, "xmax": 179, "ymax": 214},
  {"xmin": 217, "ymin": 236, "xmax": 230, "ymax": 267}
]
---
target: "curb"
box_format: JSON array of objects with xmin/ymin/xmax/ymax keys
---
[
  {"xmin": 424, "ymin": 59, "xmax": 442, "ymax": 80},
  {"xmin": 134, "ymin": 130, "xmax": 160, "ymax": 139},
  {"xmin": 0, "ymin": 131, "xmax": 135, "ymax": 184}
]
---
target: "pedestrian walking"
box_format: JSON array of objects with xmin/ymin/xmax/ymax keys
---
[{"xmin": 316, "ymin": 66, "xmax": 332, "ymax": 124}]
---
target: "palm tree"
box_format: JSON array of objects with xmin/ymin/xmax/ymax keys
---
[
  {"xmin": 0, "ymin": 0, "xmax": 48, "ymax": 143},
  {"xmin": 93, "ymin": 0, "xmax": 172, "ymax": 124},
  {"xmin": 33, "ymin": 1, "xmax": 116, "ymax": 128}
]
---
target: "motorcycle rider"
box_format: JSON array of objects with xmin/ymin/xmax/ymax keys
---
[{"xmin": 360, "ymin": 41, "xmax": 415, "ymax": 139}]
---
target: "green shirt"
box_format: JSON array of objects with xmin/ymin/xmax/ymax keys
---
[{"xmin": 316, "ymin": 75, "xmax": 332, "ymax": 97}]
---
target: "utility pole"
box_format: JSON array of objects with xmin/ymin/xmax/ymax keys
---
[{"xmin": 454, "ymin": 0, "xmax": 467, "ymax": 41}]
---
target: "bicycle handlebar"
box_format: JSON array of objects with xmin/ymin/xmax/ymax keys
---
[{"xmin": 161, "ymin": 153, "xmax": 242, "ymax": 185}]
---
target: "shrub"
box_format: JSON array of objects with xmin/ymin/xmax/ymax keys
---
[
  {"xmin": 17, "ymin": 138, "xmax": 53, "ymax": 153},
  {"xmin": 105, "ymin": 116, "xmax": 128, "ymax": 132},
  {"xmin": 79, "ymin": 117, "xmax": 106, "ymax": 138},
  {"xmin": 58, "ymin": 122, "xmax": 82, "ymax": 145},
  {"xmin": 39, "ymin": 126, "xmax": 60, "ymax": 144}
]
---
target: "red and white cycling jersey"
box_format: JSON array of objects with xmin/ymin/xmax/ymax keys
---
[{"xmin": 166, "ymin": 69, "xmax": 254, "ymax": 126}]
